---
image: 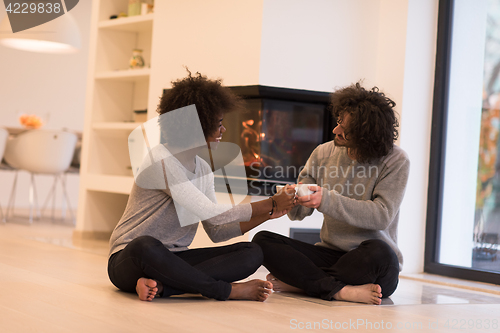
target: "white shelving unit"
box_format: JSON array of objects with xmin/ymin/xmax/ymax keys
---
[
  {"xmin": 75, "ymin": 0, "xmax": 154, "ymax": 239},
  {"xmin": 75, "ymin": 0, "xmax": 266, "ymax": 246}
]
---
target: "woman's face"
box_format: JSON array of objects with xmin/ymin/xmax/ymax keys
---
[{"xmin": 206, "ymin": 116, "xmax": 226, "ymax": 149}]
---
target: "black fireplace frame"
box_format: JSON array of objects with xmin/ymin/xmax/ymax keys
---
[
  {"xmin": 228, "ymin": 85, "xmax": 334, "ymax": 144},
  {"xmin": 227, "ymin": 85, "xmax": 334, "ymax": 196}
]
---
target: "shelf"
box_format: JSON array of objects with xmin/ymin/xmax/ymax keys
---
[
  {"xmin": 86, "ymin": 174, "xmax": 135, "ymax": 194},
  {"xmin": 95, "ymin": 68, "xmax": 150, "ymax": 82},
  {"xmin": 98, "ymin": 14, "xmax": 154, "ymax": 32},
  {"xmin": 92, "ymin": 122, "xmax": 143, "ymax": 131},
  {"xmin": 77, "ymin": 0, "xmax": 155, "ymax": 237}
]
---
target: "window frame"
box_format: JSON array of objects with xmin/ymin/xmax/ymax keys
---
[{"xmin": 425, "ymin": 0, "xmax": 500, "ymax": 284}]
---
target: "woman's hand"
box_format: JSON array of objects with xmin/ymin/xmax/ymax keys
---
[
  {"xmin": 272, "ymin": 184, "xmax": 296, "ymax": 212},
  {"xmin": 296, "ymin": 185, "xmax": 323, "ymax": 209},
  {"xmin": 269, "ymin": 208, "xmax": 290, "ymax": 219}
]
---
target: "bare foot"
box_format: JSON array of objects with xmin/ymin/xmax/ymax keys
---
[
  {"xmin": 266, "ymin": 274, "xmax": 303, "ymax": 293},
  {"xmin": 136, "ymin": 277, "xmax": 162, "ymax": 301},
  {"xmin": 228, "ymin": 279, "xmax": 273, "ymax": 302},
  {"xmin": 333, "ymin": 284, "xmax": 382, "ymax": 305}
]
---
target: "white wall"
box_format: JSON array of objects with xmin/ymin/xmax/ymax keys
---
[
  {"xmin": 398, "ymin": 0, "xmax": 439, "ymax": 274},
  {"xmin": 147, "ymin": 0, "xmax": 265, "ymax": 116},
  {"xmin": 0, "ymin": 1, "xmax": 91, "ymax": 213},
  {"xmin": 259, "ymin": 0, "xmax": 380, "ymax": 91}
]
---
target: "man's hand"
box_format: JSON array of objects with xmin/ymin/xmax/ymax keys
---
[{"xmin": 296, "ymin": 185, "xmax": 323, "ymax": 209}]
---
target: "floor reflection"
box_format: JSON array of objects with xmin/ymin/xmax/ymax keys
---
[{"xmin": 389, "ymin": 279, "xmax": 500, "ymax": 306}]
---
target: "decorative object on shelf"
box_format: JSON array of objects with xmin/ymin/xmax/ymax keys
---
[
  {"xmin": 129, "ymin": 49, "xmax": 145, "ymax": 69},
  {"xmin": 118, "ymin": 12, "xmax": 128, "ymax": 18},
  {"xmin": 19, "ymin": 114, "xmax": 43, "ymax": 129},
  {"xmin": 128, "ymin": 0, "xmax": 142, "ymax": 16},
  {"xmin": 141, "ymin": 1, "xmax": 154, "ymax": 15},
  {"xmin": 126, "ymin": 165, "xmax": 134, "ymax": 177},
  {"xmin": 133, "ymin": 110, "xmax": 147, "ymax": 122},
  {"xmin": 109, "ymin": 15, "xmax": 118, "ymax": 19}
]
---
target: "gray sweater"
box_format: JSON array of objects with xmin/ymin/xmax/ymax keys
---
[
  {"xmin": 288, "ymin": 141, "xmax": 410, "ymax": 270},
  {"xmin": 109, "ymin": 145, "xmax": 252, "ymax": 257}
]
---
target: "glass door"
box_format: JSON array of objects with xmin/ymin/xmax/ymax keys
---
[{"xmin": 426, "ymin": 0, "xmax": 500, "ymax": 284}]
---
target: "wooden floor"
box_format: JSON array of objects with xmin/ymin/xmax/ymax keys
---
[{"xmin": 1, "ymin": 218, "xmax": 500, "ymax": 333}]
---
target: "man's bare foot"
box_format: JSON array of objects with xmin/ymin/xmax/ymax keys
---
[
  {"xmin": 333, "ymin": 284, "xmax": 382, "ymax": 305},
  {"xmin": 266, "ymin": 274, "xmax": 303, "ymax": 293},
  {"xmin": 136, "ymin": 277, "xmax": 162, "ymax": 301},
  {"xmin": 228, "ymin": 279, "xmax": 273, "ymax": 302}
]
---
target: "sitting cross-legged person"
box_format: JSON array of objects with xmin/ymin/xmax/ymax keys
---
[
  {"xmin": 253, "ymin": 82, "xmax": 410, "ymax": 305},
  {"xmin": 108, "ymin": 71, "xmax": 295, "ymax": 302}
]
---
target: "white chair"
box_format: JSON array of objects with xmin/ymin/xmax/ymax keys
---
[
  {"xmin": 3, "ymin": 129, "xmax": 77, "ymax": 223},
  {"xmin": 0, "ymin": 127, "xmax": 9, "ymax": 221}
]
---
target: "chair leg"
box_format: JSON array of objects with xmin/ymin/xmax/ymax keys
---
[
  {"xmin": 28, "ymin": 174, "xmax": 34, "ymax": 223},
  {"xmin": 5, "ymin": 171, "xmax": 19, "ymax": 222},
  {"xmin": 41, "ymin": 174, "xmax": 58, "ymax": 221},
  {"xmin": 60, "ymin": 173, "xmax": 75, "ymax": 224},
  {"xmin": 40, "ymin": 173, "xmax": 75, "ymax": 224},
  {"xmin": 28, "ymin": 173, "xmax": 42, "ymax": 223}
]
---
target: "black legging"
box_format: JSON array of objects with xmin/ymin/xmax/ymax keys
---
[
  {"xmin": 252, "ymin": 231, "xmax": 399, "ymax": 301},
  {"xmin": 108, "ymin": 235, "xmax": 263, "ymax": 301}
]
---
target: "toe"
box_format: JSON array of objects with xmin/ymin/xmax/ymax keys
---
[{"xmin": 266, "ymin": 274, "xmax": 276, "ymax": 281}]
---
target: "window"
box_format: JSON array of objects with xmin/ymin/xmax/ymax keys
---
[{"xmin": 426, "ymin": 0, "xmax": 500, "ymax": 284}]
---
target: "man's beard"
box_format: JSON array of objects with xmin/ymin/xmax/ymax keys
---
[{"xmin": 334, "ymin": 135, "xmax": 354, "ymax": 148}]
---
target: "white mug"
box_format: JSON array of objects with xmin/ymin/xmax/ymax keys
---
[{"xmin": 296, "ymin": 184, "xmax": 317, "ymax": 197}]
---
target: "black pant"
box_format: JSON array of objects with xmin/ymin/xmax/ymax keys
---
[
  {"xmin": 252, "ymin": 231, "xmax": 399, "ymax": 301},
  {"xmin": 108, "ymin": 236, "xmax": 263, "ymax": 301}
]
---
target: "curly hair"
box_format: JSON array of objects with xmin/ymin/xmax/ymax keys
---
[
  {"xmin": 331, "ymin": 82, "xmax": 399, "ymax": 163},
  {"xmin": 156, "ymin": 69, "xmax": 242, "ymax": 139}
]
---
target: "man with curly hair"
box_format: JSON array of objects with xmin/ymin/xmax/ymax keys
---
[
  {"xmin": 253, "ymin": 82, "xmax": 410, "ymax": 305},
  {"xmin": 108, "ymin": 71, "xmax": 295, "ymax": 302}
]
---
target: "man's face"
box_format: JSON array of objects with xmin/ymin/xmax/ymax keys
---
[
  {"xmin": 206, "ymin": 116, "xmax": 226, "ymax": 150},
  {"xmin": 333, "ymin": 113, "xmax": 354, "ymax": 148}
]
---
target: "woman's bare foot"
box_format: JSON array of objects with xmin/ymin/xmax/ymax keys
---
[
  {"xmin": 266, "ymin": 274, "xmax": 303, "ymax": 293},
  {"xmin": 228, "ymin": 279, "xmax": 273, "ymax": 302},
  {"xmin": 136, "ymin": 278, "xmax": 162, "ymax": 301},
  {"xmin": 333, "ymin": 284, "xmax": 382, "ymax": 305}
]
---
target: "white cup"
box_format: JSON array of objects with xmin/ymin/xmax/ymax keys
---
[{"xmin": 296, "ymin": 184, "xmax": 317, "ymax": 197}]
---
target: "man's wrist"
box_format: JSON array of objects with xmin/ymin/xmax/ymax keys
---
[{"xmin": 316, "ymin": 188, "xmax": 327, "ymax": 212}]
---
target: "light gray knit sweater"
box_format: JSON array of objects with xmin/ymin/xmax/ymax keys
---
[{"xmin": 288, "ymin": 141, "xmax": 410, "ymax": 270}]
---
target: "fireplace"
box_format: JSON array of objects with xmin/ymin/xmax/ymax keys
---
[{"xmin": 224, "ymin": 85, "xmax": 334, "ymax": 196}]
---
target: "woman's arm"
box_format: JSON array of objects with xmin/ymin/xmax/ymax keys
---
[
  {"xmin": 202, "ymin": 186, "xmax": 295, "ymax": 242},
  {"xmin": 240, "ymin": 208, "xmax": 290, "ymax": 234},
  {"xmin": 249, "ymin": 185, "xmax": 295, "ymax": 216}
]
